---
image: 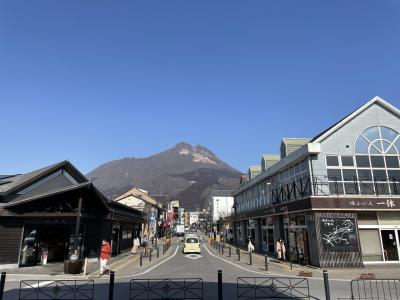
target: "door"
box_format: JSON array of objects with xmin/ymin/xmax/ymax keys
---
[
  {"xmin": 381, "ymin": 230, "xmax": 399, "ymax": 261},
  {"xmin": 20, "ymin": 228, "xmax": 38, "ymax": 266},
  {"xmin": 261, "ymin": 229, "xmax": 268, "ymax": 251},
  {"xmin": 111, "ymin": 228, "xmax": 120, "ymax": 256},
  {"xmin": 267, "ymin": 229, "xmax": 275, "ymax": 253}
]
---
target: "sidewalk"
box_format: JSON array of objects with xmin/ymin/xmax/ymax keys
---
[
  {"xmin": 207, "ymin": 239, "xmax": 400, "ymax": 281},
  {"xmin": 4, "ymin": 237, "xmax": 172, "ymax": 278}
]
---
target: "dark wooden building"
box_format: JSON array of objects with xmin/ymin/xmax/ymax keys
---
[{"xmin": 0, "ymin": 161, "xmax": 145, "ymax": 268}]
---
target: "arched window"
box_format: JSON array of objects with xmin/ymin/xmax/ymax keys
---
[
  {"xmin": 327, "ymin": 126, "xmax": 400, "ymax": 196},
  {"xmin": 355, "ymin": 126, "xmax": 400, "ymax": 155}
]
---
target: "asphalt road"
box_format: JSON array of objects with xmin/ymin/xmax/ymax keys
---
[{"xmin": 3, "ymin": 237, "xmax": 356, "ymax": 299}]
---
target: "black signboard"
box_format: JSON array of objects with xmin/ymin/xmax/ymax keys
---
[{"xmin": 320, "ymin": 217, "xmax": 359, "ymax": 252}]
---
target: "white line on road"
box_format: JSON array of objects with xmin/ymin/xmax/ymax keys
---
[
  {"xmin": 114, "ymin": 246, "xmax": 181, "ymax": 280},
  {"xmin": 202, "ymin": 243, "xmax": 350, "ymax": 282}
]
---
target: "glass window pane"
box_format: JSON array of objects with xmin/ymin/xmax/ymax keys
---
[
  {"xmin": 355, "ymin": 136, "xmax": 369, "ymax": 153},
  {"xmin": 343, "ymin": 169, "xmax": 357, "ymax": 181},
  {"xmin": 390, "ymin": 182, "xmax": 400, "ymax": 195},
  {"xmin": 358, "ymin": 169, "xmax": 372, "ymax": 181},
  {"xmin": 394, "ymin": 138, "xmax": 400, "ymax": 153},
  {"xmin": 341, "ymin": 156, "xmax": 354, "ymax": 167},
  {"xmin": 371, "ymin": 156, "xmax": 385, "ymax": 168},
  {"xmin": 372, "ymin": 140, "xmax": 383, "ymax": 153},
  {"xmin": 386, "ymin": 146, "xmax": 398, "ymax": 155},
  {"xmin": 370, "ymin": 146, "xmax": 380, "ymax": 154},
  {"xmin": 363, "ymin": 126, "xmax": 379, "ymax": 141},
  {"xmin": 300, "ymin": 160, "xmax": 308, "ymax": 171},
  {"xmin": 356, "ymin": 155, "xmax": 370, "ymax": 167},
  {"xmin": 359, "ymin": 182, "xmax": 375, "ymax": 195},
  {"xmin": 327, "ymin": 169, "xmax": 342, "ymax": 181},
  {"xmin": 329, "ymin": 182, "xmax": 343, "ymax": 195},
  {"xmin": 380, "ymin": 127, "xmax": 398, "ymax": 142},
  {"xmin": 326, "ymin": 156, "xmax": 339, "ymax": 167},
  {"xmin": 376, "ymin": 183, "xmax": 390, "ymax": 195},
  {"xmin": 373, "ymin": 170, "xmax": 387, "ymax": 181},
  {"xmin": 385, "ymin": 156, "xmax": 400, "ymax": 168},
  {"xmin": 388, "ymin": 170, "xmax": 400, "ymax": 180},
  {"xmin": 382, "ymin": 141, "xmax": 391, "ymax": 153},
  {"xmin": 344, "ymin": 182, "xmax": 358, "ymax": 194}
]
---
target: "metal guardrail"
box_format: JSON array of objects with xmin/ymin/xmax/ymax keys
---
[
  {"xmin": 350, "ymin": 279, "xmax": 400, "ymax": 300},
  {"xmin": 237, "ymin": 277, "xmax": 310, "ymax": 299},
  {"xmin": 19, "ymin": 280, "xmax": 94, "ymax": 300},
  {"xmin": 129, "ymin": 278, "xmax": 203, "ymax": 300}
]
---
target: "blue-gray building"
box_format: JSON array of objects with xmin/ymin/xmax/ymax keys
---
[{"xmin": 232, "ymin": 96, "xmax": 400, "ymax": 268}]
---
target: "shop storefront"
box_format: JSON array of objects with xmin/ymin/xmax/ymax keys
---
[
  {"xmin": 260, "ymin": 217, "xmax": 274, "ymax": 253},
  {"xmin": 358, "ymin": 211, "xmax": 400, "ymax": 263}
]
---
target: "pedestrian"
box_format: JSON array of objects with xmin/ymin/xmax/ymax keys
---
[
  {"xmin": 131, "ymin": 236, "xmax": 140, "ymax": 254},
  {"xmin": 99, "ymin": 239, "xmax": 111, "ymax": 275},
  {"xmin": 276, "ymin": 239, "xmax": 286, "ymax": 261},
  {"xmin": 247, "ymin": 235, "xmax": 255, "ymax": 253},
  {"xmin": 141, "ymin": 234, "xmax": 148, "ymax": 254},
  {"xmin": 280, "ymin": 239, "xmax": 286, "ymax": 260}
]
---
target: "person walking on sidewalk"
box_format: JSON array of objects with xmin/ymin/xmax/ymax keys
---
[
  {"xmin": 276, "ymin": 239, "xmax": 286, "ymax": 261},
  {"xmin": 131, "ymin": 236, "xmax": 140, "ymax": 254},
  {"xmin": 247, "ymin": 235, "xmax": 255, "ymax": 253},
  {"xmin": 100, "ymin": 239, "xmax": 111, "ymax": 275}
]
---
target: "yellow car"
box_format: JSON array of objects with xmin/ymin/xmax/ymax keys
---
[{"xmin": 183, "ymin": 237, "xmax": 201, "ymax": 254}]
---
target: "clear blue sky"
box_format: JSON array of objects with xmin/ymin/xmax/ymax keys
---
[{"xmin": 1, "ymin": 0, "xmax": 400, "ymax": 175}]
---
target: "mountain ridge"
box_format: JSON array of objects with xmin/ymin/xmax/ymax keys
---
[{"xmin": 87, "ymin": 142, "xmax": 242, "ymax": 209}]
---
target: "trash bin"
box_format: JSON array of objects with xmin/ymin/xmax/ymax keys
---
[{"xmin": 64, "ymin": 260, "xmax": 83, "ymax": 274}]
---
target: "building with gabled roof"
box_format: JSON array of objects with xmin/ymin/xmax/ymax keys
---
[
  {"xmin": 0, "ymin": 161, "xmax": 145, "ymax": 269},
  {"xmin": 233, "ymin": 96, "xmax": 400, "ymax": 268}
]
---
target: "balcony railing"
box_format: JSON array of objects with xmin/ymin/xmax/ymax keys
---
[{"xmin": 235, "ymin": 175, "xmax": 400, "ymax": 215}]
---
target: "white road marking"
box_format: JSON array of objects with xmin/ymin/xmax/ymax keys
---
[
  {"xmin": 202, "ymin": 242, "xmax": 351, "ymax": 282},
  {"xmin": 114, "ymin": 246, "xmax": 181, "ymax": 279},
  {"xmin": 185, "ymin": 254, "xmax": 202, "ymax": 260},
  {"xmin": 22, "ymin": 281, "xmax": 54, "ymax": 289}
]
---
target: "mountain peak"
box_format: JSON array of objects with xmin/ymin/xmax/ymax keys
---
[
  {"xmin": 87, "ymin": 143, "xmax": 242, "ymax": 209},
  {"xmin": 175, "ymin": 142, "xmax": 193, "ymax": 150},
  {"xmin": 173, "ymin": 142, "xmax": 220, "ymax": 165}
]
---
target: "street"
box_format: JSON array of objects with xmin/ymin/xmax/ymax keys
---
[{"xmin": 2, "ymin": 236, "xmax": 356, "ymax": 299}]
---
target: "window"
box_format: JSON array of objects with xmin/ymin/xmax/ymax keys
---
[
  {"xmin": 343, "ymin": 169, "xmax": 357, "ymax": 181},
  {"xmin": 324, "ymin": 126, "xmax": 400, "ymax": 196},
  {"xmin": 326, "ymin": 156, "xmax": 339, "ymax": 167},
  {"xmin": 327, "ymin": 169, "xmax": 342, "ymax": 181},
  {"xmin": 385, "ymin": 156, "xmax": 400, "ymax": 168},
  {"xmin": 357, "ymin": 169, "xmax": 372, "ymax": 181},
  {"xmin": 371, "ymin": 156, "xmax": 385, "ymax": 168},
  {"xmin": 356, "ymin": 156, "xmax": 370, "ymax": 167},
  {"xmin": 341, "ymin": 156, "xmax": 354, "ymax": 167},
  {"xmin": 388, "ymin": 170, "xmax": 400, "ymax": 180}
]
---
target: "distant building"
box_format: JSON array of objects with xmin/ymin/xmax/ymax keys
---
[
  {"xmin": 114, "ymin": 187, "xmax": 161, "ymax": 239},
  {"xmin": 211, "ymin": 190, "xmax": 234, "ymax": 222},
  {"xmin": 189, "ymin": 211, "xmax": 199, "ymax": 225},
  {"xmin": 178, "ymin": 208, "xmax": 185, "ymax": 225}
]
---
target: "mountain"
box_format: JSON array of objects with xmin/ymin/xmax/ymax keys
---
[{"xmin": 86, "ymin": 143, "xmax": 242, "ymax": 210}]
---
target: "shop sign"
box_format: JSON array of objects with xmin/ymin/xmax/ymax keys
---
[
  {"xmin": 312, "ymin": 197, "xmax": 400, "ymax": 210},
  {"xmin": 249, "ymin": 219, "xmax": 256, "ymax": 228},
  {"xmin": 320, "ymin": 217, "xmax": 359, "ymax": 252}
]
